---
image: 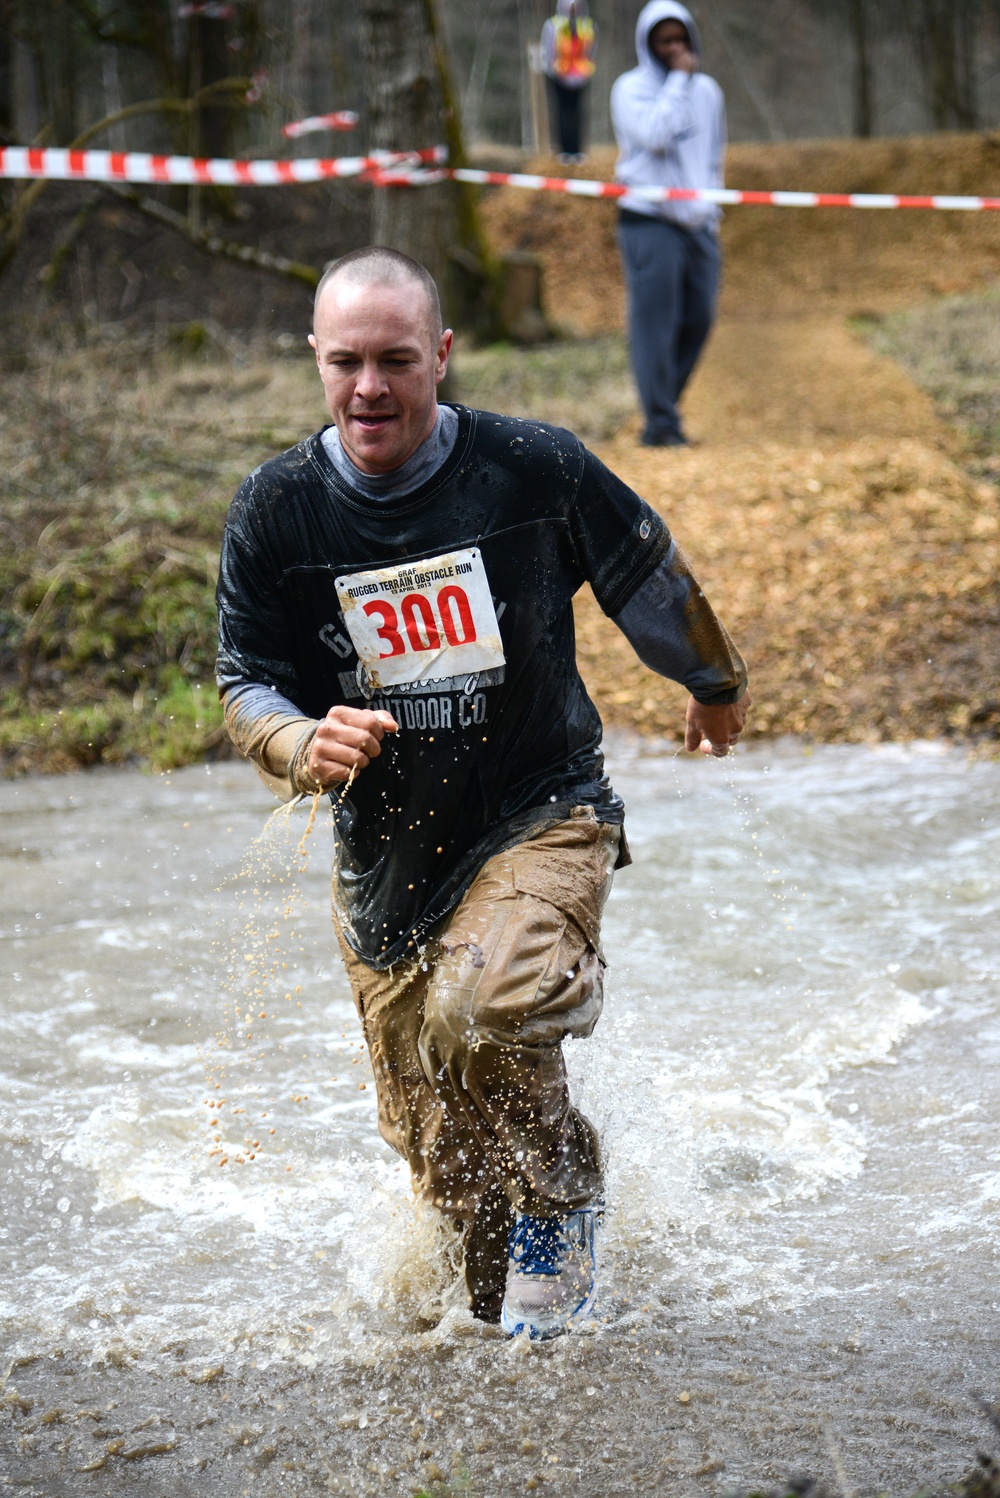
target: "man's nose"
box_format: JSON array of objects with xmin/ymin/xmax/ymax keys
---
[{"xmin": 355, "ymin": 361, "xmax": 389, "ymax": 401}]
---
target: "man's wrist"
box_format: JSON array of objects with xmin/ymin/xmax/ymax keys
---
[
  {"xmin": 690, "ymin": 683, "xmax": 748, "ymax": 707},
  {"xmin": 289, "ymin": 723, "xmax": 324, "ymax": 794}
]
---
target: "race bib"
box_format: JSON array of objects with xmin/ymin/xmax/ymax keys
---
[{"xmin": 335, "ymin": 548, "xmax": 506, "ymax": 689}]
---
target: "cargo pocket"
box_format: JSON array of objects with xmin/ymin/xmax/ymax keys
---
[
  {"xmin": 509, "ymin": 817, "xmax": 619, "ymax": 961},
  {"xmin": 506, "ymin": 895, "xmax": 605, "ymax": 1044}
]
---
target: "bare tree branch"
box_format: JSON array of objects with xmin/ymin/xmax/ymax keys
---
[
  {"xmin": 108, "ymin": 183, "xmax": 319, "ymax": 287},
  {"xmin": 0, "ymin": 83, "xmax": 253, "ymax": 279}
]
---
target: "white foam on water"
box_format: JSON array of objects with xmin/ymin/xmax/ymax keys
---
[
  {"xmin": 71, "ymin": 1034, "xmax": 198, "ymax": 1071},
  {"xmin": 569, "ymin": 978, "xmax": 936, "ymax": 1315},
  {"xmin": 561, "ymin": 739, "xmax": 989, "ymax": 1319},
  {"xmin": 2, "ymin": 745, "xmax": 999, "ymax": 1370},
  {"xmin": 17, "ymin": 1087, "xmax": 458, "ymax": 1368}
]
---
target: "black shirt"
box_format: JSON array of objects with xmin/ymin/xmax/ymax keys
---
[{"xmin": 218, "ymin": 407, "xmax": 675, "ymax": 966}]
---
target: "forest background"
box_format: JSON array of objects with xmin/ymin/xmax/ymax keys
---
[
  {"xmin": 1, "ymin": 0, "xmax": 999, "ymax": 773},
  {"xmin": 5, "ymin": 0, "xmax": 1000, "ymax": 158}
]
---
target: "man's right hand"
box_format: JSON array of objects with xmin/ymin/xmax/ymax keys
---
[{"xmin": 307, "ymin": 706, "xmax": 399, "ymax": 788}]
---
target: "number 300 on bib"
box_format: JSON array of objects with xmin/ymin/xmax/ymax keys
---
[{"xmin": 335, "ymin": 547, "xmax": 506, "ymax": 689}]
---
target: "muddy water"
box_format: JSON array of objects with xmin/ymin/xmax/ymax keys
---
[{"xmin": 1, "ymin": 740, "xmax": 999, "ymax": 1496}]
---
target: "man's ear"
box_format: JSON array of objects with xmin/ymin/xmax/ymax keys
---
[{"xmin": 435, "ymin": 328, "xmax": 454, "ymax": 384}]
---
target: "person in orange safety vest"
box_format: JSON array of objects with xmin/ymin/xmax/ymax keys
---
[{"xmin": 540, "ymin": 0, "xmax": 597, "ymax": 163}]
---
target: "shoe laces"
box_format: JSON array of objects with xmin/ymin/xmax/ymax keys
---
[{"xmin": 508, "ymin": 1215, "xmax": 570, "ymax": 1277}]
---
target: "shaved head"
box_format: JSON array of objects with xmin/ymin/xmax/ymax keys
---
[
  {"xmin": 308, "ymin": 245, "xmax": 453, "ymax": 475},
  {"xmin": 314, "ymin": 246, "xmax": 443, "ymax": 342}
]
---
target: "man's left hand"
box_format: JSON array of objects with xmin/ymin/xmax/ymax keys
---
[{"xmin": 684, "ymin": 693, "xmax": 752, "ymax": 757}]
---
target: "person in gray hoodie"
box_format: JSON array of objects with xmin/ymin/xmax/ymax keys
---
[{"xmin": 611, "ymin": 1, "xmax": 726, "ymax": 446}]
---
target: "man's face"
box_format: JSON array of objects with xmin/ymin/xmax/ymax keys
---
[
  {"xmin": 309, "ymin": 277, "xmax": 453, "ymax": 475},
  {"xmin": 649, "ymin": 17, "xmax": 691, "ymax": 69}
]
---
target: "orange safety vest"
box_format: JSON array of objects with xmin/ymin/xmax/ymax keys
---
[{"xmin": 551, "ymin": 15, "xmax": 596, "ymax": 82}]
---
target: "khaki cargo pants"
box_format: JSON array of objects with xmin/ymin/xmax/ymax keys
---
[{"xmin": 334, "ymin": 808, "xmax": 620, "ymax": 1309}]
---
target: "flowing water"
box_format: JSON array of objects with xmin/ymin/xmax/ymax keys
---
[{"xmin": 1, "ymin": 739, "xmax": 998, "ymax": 1497}]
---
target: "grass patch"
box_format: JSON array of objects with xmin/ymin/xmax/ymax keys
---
[
  {"xmin": 452, "ymin": 333, "xmax": 635, "ymax": 445},
  {"xmin": 0, "ymin": 674, "xmax": 224, "ymax": 774},
  {"xmin": 856, "ymin": 288, "xmax": 1000, "ymax": 461},
  {"xmin": 0, "ymin": 334, "xmax": 323, "ymax": 775}
]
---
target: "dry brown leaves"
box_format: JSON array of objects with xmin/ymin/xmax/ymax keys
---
[
  {"xmin": 575, "ymin": 436, "xmax": 1000, "ymax": 743},
  {"xmin": 480, "ymin": 133, "xmax": 1000, "ymax": 744}
]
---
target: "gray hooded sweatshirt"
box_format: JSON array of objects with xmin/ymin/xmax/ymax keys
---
[{"xmin": 610, "ymin": 0, "xmax": 725, "ymax": 231}]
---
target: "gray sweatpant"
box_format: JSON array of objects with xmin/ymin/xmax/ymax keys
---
[{"xmin": 617, "ymin": 212, "xmax": 721, "ymax": 444}]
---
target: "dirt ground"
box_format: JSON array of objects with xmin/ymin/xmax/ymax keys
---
[{"xmin": 481, "ymin": 135, "xmax": 1000, "ymax": 746}]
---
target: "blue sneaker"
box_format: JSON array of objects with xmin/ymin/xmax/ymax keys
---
[{"xmin": 499, "ymin": 1206, "xmax": 601, "ymax": 1339}]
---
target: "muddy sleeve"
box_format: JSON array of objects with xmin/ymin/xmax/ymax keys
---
[
  {"xmin": 221, "ymin": 681, "xmax": 322, "ymax": 803},
  {"xmin": 610, "ymin": 540, "xmax": 748, "ymax": 705}
]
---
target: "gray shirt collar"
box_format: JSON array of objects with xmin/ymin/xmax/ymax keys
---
[{"xmin": 319, "ymin": 405, "xmax": 460, "ymax": 500}]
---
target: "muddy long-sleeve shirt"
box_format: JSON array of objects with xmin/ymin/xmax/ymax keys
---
[{"xmin": 216, "ymin": 405, "xmax": 746, "ymax": 967}]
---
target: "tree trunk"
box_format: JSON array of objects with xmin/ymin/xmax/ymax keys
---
[
  {"xmin": 357, "ymin": 0, "xmax": 499, "ymax": 337},
  {"xmin": 10, "ymin": 0, "xmax": 73, "ymax": 144},
  {"xmin": 0, "ymin": 0, "xmax": 12, "ymax": 141},
  {"xmin": 40, "ymin": 0, "xmax": 77, "ymax": 144},
  {"xmin": 849, "ymin": 0, "xmax": 874, "ymax": 137},
  {"xmin": 954, "ymin": 0, "xmax": 979, "ymax": 128},
  {"xmin": 136, "ymin": 0, "xmax": 182, "ymax": 105},
  {"xmin": 186, "ymin": 9, "xmax": 234, "ymax": 158},
  {"xmin": 919, "ymin": 0, "xmax": 978, "ymax": 130}
]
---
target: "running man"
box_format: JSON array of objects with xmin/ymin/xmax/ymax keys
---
[{"xmin": 217, "ymin": 246, "xmax": 749, "ymax": 1338}]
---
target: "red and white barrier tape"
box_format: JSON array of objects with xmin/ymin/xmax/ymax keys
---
[
  {"xmin": 0, "ymin": 145, "xmax": 443, "ymax": 186},
  {"xmin": 281, "ymin": 112, "xmax": 359, "ymax": 138},
  {"xmin": 373, "ymin": 162, "xmax": 1000, "ymax": 211},
  {"xmin": 4, "ymin": 145, "xmax": 997, "ymax": 209}
]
